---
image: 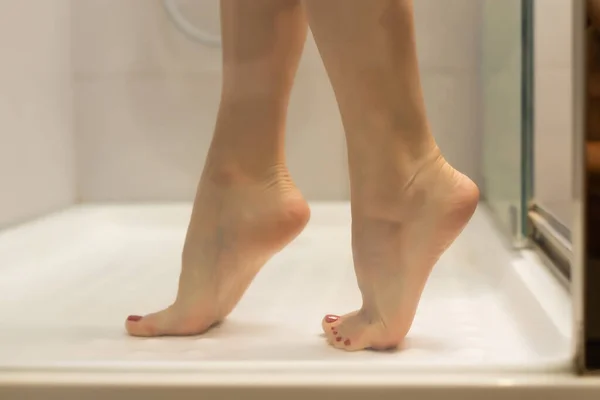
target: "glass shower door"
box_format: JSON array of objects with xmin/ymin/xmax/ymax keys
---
[{"xmin": 481, "ymin": 0, "xmax": 529, "ymax": 245}]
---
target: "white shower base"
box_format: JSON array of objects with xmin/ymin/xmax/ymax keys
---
[{"xmin": 0, "ymin": 202, "xmax": 586, "ymax": 399}]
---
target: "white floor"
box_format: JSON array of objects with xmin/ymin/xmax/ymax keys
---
[{"xmin": 0, "ymin": 202, "xmax": 572, "ymax": 378}]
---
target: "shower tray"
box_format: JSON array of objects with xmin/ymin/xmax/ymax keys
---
[{"xmin": 0, "ymin": 202, "xmax": 584, "ymax": 399}]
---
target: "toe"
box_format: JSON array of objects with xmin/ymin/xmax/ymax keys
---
[
  {"xmin": 322, "ymin": 312, "xmax": 374, "ymax": 351},
  {"xmin": 323, "ymin": 318, "xmax": 349, "ymax": 349},
  {"xmin": 321, "ymin": 311, "xmax": 360, "ymax": 333},
  {"xmin": 329, "ymin": 332, "xmax": 364, "ymax": 351},
  {"xmin": 127, "ymin": 315, "xmax": 143, "ymax": 322},
  {"xmin": 340, "ymin": 337, "xmax": 363, "ymax": 351},
  {"xmin": 322, "ymin": 314, "xmax": 340, "ymax": 329},
  {"xmin": 125, "ymin": 312, "xmax": 163, "ymax": 337},
  {"xmin": 329, "ymin": 333, "xmax": 356, "ymax": 350},
  {"xmin": 324, "ymin": 314, "xmax": 340, "ymax": 324},
  {"xmin": 325, "ymin": 331, "xmax": 342, "ymax": 347},
  {"xmin": 125, "ymin": 305, "xmax": 181, "ymax": 337},
  {"xmin": 125, "ymin": 304, "xmax": 216, "ymax": 337}
]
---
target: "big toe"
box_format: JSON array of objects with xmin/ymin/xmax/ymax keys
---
[
  {"xmin": 322, "ymin": 314, "xmax": 341, "ymax": 331},
  {"xmin": 125, "ymin": 310, "xmax": 168, "ymax": 337},
  {"xmin": 125, "ymin": 304, "xmax": 214, "ymax": 337},
  {"xmin": 321, "ymin": 311, "xmax": 360, "ymax": 333}
]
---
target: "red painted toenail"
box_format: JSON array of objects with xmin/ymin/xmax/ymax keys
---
[
  {"xmin": 325, "ymin": 315, "xmax": 339, "ymax": 323},
  {"xmin": 127, "ymin": 315, "xmax": 143, "ymax": 322},
  {"xmin": 336, "ymin": 337, "xmax": 342, "ymax": 342},
  {"xmin": 344, "ymin": 339, "xmax": 351, "ymax": 346}
]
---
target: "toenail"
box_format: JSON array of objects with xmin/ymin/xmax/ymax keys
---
[
  {"xmin": 344, "ymin": 339, "xmax": 351, "ymax": 346},
  {"xmin": 325, "ymin": 315, "xmax": 339, "ymax": 323},
  {"xmin": 333, "ymin": 330, "xmax": 338, "ymax": 335},
  {"xmin": 331, "ymin": 327, "xmax": 335, "ymax": 330},
  {"xmin": 127, "ymin": 315, "xmax": 143, "ymax": 322},
  {"xmin": 336, "ymin": 337, "xmax": 342, "ymax": 342}
]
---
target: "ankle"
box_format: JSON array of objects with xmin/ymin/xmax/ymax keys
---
[
  {"xmin": 207, "ymin": 97, "xmax": 287, "ymax": 181},
  {"xmin": 348, "ymin": 145, "xmax": 446, "ymax": 216},
  {"xmin": 202, "ymin": 157, "xmax": 293, "ymax": 188},
  {"xmin": 348, "ymin": 137, "xmax": 441, "ymax": 184},
  {"xmin": 349, "ymin": 126, "xmax": 437, "ymax": 163}
]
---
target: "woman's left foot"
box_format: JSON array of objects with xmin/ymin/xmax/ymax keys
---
[
  {"xmin": 323, "ymin": 150, "xmax": 479, "ymax": 351},
  {"xmin": 125, "ymin": 165, "xmax": 310, "ymax": 337}
]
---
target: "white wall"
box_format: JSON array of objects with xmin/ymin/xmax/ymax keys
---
[
  {"xmin": 0, "ymin": 0, "xmax": 75, "ymax": 228},
  {"xmin": 533, "ymin": 0, "xmax": 573, "ymax": 226},
  {"xmin": 415, "ymin": 0, "xmax": 483, "ymax": 189},
  {"xmin": 72, "ymin": 0, "xmax": 482, "ymax": 202}
]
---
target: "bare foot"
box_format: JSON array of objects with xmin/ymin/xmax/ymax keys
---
[
  {"xmin": 322, "ymin": 151, "xmax": 479, "ymax": 351},
  {"xmin": 126, "ymin": 166, "xmax": 310, "ymax": 337}
]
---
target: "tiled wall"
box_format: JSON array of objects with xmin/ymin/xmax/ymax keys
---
[
  {"xmin": 73, "ymin": 0, "xmax": 482, "ymax": 202},
  {"xmin": 0, "ymin": 0, "xmax": 75, "ymax": 228},
  {"xmin": 533, "ymin": 0, "xmax": 574, "ymax": 225}
]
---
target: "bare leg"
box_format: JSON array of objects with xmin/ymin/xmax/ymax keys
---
[
  {"xmin": 126, "ymin": 0, "xmax": 309, "ymax": 337},
  {"xmin": 304, "ymin": 0, "xmax": 479, "ymax": 350}
]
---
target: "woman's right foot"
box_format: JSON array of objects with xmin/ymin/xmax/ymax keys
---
[
  {"xmin": 323, "ymin": 149, "xmax": 479, "ymax": 351},
  {"xmin": 125, "ymin": 165, "xmax": 310, "ymax": 337}
]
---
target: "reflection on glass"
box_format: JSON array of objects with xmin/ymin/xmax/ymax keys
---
[
  {"xmin": 532, "ymin": 0, "xmax": 574, "ymax": 237},
  {"xmin": 481, "ymin": 0, "xmax": 525, "ymax": 243}
]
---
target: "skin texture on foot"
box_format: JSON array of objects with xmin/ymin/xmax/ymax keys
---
[
  {"xmin": 302, "ymin": 0, "xmax": 479, "ymax": 351},
  {"xmin": 125, "ymin": 0, "xmax": 309, "ymax": 338},
  {"xmin": 124, "ymin": 0, "xmax": 480, "ymax": 352},
  {"xmin": 322, "ymin": 154, "xmax": 479, "ymax": 350},
  {"xmin": 125, "ymin": 169, "xmax": 310, "ymax": 337}
]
